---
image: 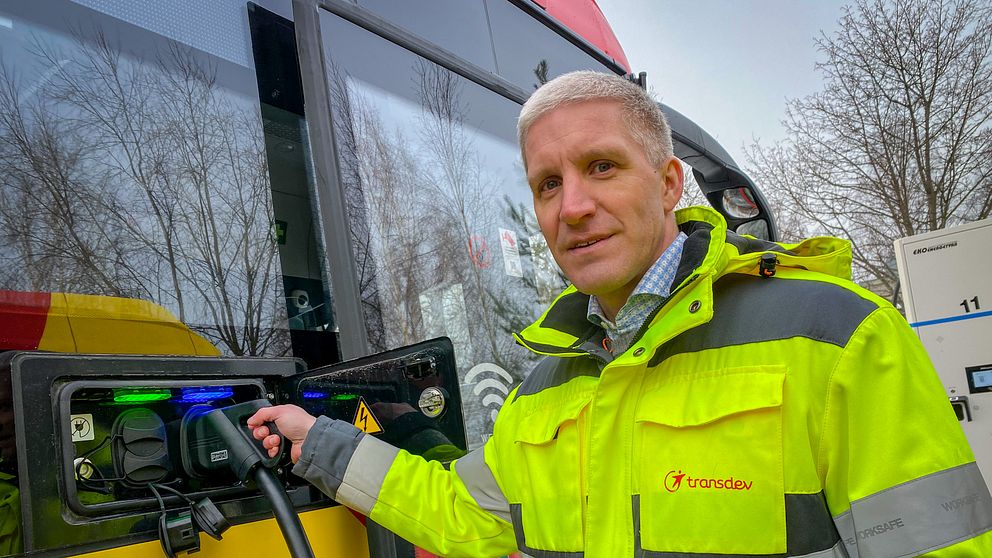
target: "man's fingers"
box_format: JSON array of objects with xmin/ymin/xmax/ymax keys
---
[
  {"xmin": 246, "ymin": 406, "xmax": 278, "ymax": 427},
  {"xmin": 252, "ymin": 424, "xmax": 271, "ymax": 440},
  {"xmin": 262, "ymin": 433, "xmax": 281, "ymax": 450},
  {"xmin": 263, "ymin": 433, "xmax": 283, "ymax": 458}
]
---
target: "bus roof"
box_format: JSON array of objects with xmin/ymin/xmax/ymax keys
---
[{"xmin": 537, "ymin": 0, "xmax": 632, "ymax": 73}]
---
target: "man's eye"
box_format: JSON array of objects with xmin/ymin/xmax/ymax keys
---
[
  {"xmin": 592, "ymin": 161, "xmax": 614, "ymax": 174},
  {"xmin": 539, "ymin": 178, "xmax": 561, "ymax": 193}
]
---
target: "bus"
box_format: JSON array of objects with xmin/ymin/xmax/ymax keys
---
[{"xmin": 0, "ymin": 1, "xmax": 776, "ymax": 556}]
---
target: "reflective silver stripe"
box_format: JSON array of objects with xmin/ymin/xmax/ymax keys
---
[
  {"xmin": 337, "ymin": 433, "xmax": 400, "ymax": 516},
  {"xmin": 292, "ymin": 416, "xmax": 365, "ymax": 499},
  {"xmin": 833, "ymin": 512, "xmax": 858, "ymax": 558},
  {"xmin": 634, "ymin": 493, "xmax": 843, "ymax": 557},
  {"xmin": 509, "ymin": 504, "xmax": 584, "ymax": 557},
  {"xmin": 833, "ymin": 462, "xmax": 992, "ymax": 558},
  {"xmin": 637, "ymin": 541, "xmax": 848, "ymax": 558},
  {"xmin": 799, "ymin": 542, "xmax": 849, "ymax": 558},
  {"xmin": 454, "ymin": 447, "xmax": 512, "ymax": 523}
]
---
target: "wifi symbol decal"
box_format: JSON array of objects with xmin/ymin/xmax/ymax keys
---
[{"xmin": 465, "ymin": 363, "xmax": 514, "ymax": 423}]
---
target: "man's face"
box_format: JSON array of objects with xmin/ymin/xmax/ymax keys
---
[{"xmin": 525, "ymin": 99, "xmax": 683, "ymax": 318}]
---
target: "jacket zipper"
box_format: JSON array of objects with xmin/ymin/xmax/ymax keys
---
[{"xmin": 628, "ymin": 273, "xmax": 701, "ymax": 350}]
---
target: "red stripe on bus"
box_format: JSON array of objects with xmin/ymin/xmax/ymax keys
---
[{"xmin": 0, "ymin": 290, "xmax": 52, "ymax": 351}]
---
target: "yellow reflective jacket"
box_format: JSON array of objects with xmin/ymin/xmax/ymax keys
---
[{"xmin": 294, "ymin": 206, "xmax": 992, "ymax": 557}]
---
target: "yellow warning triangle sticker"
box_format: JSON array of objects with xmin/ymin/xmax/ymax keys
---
[{"xmin": 352, "ymin": 397, "xmax": 383, "ymax": 435}]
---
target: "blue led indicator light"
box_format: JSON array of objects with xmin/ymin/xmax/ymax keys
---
[{"xmin": 180, "ymin": 387, "xmax": 234, "ymax": 403}]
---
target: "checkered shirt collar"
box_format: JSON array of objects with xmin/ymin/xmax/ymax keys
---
[{"xmin": 586, "ymin": 232, "xmax": 688, "ymax": 353}]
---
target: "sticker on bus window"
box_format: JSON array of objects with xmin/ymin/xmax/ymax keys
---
[
  {"xmin": 467, "ymin": 234, "xmax": 492, "ymax": 269},
  {"xmin": 499, "ymin": 228, "xmax": 523, "ymax": 277}
]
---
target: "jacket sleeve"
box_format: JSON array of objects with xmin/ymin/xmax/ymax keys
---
[
  {"xmin": 292, "ymin": 416, "xmax": 517, "ymax": 557},
  {"xmin": 819, "ymin": 306, "xmax": 992, "ymax": 557}
]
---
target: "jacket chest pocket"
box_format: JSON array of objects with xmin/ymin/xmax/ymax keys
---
[
  {"xmin": 635, "ymin": 366, "xmax": 787, "ymax": 555},
  {"xmin": 502, "ymin": 396, "xmax": 589, "ymax": 554}
]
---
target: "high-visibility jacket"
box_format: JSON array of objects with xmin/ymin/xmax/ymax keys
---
[{"xmin": 293, "ymin": 206, "xmax": 992, "ymax": 557}]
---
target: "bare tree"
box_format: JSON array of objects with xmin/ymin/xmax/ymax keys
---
[
  {"xmin": 0, "ymin": 30, "xmax": 288, "ymax": 356},
  {"xmin": 745, "ymin": 0, "xmax": 992, "ymax": 292},
  {"xmin": 674, "ymin": 161, "xmax": 712, "ymax": 211},
  {"xmin": 414, "ymin": 61, "xmax": 531, "ymax": 371},
  {"xmin": 0, "ymin": 54, "xmax": 143, "ymax": 297},
  {"xmin": 327, "ymin": 60, "xmax": 549, "ymax": 442},
  {"xmin": 330, "ymin": 61, "xmax": 540, "ymax": 369}
]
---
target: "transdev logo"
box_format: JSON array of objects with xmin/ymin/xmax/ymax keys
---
[
  {"xmin": 912, "ymin": 241, "xmax": 957, "ymax": 255},
  {"xmin": 664, "ymin": 470, "xmax": 754, "ymax": 492}
]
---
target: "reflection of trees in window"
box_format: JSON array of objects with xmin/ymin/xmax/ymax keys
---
[
  {"xmin": 329, "ymin": 60, "xmax": 549, "ymax": 382},
  {"xmin": 327, "ymin": 64, "xmax": 395, "ymax": 353},
  {"xmin": 501, "ymin": 195, "xmax": 568, "ymax": 310},
  {"xmin": 0, "ymin": 30, "xmax": 288, "ymax": 356}
]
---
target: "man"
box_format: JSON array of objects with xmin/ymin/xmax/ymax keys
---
[{"xmin": 249, "ymin": 71, "xmax": 992, "ymax": 557}]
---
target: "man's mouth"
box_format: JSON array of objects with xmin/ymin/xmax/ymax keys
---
[{"xmin": 568, "ymin": 235, "xmax": 611, "ymax": 251}]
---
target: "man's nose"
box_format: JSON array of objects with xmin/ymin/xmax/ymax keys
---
[{"xmin": 558, "ymin": 178, "xmax": 597, "ymax": 225}]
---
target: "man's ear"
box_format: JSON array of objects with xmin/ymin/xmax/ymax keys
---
[{"xmin": 660, "ymin": 157, "xmax": 684, "ymax": 212}]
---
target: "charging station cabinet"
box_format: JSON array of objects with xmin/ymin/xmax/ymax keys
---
[
  {"xmin": 895, "ymin": 218, "xmax": 992, "ymax": 487},
  {"xmin": 1, "ymin": 337, "xmax": 464, "ymax": 556}
]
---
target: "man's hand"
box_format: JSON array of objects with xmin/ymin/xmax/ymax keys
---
[{"xmin": 247, "ymin": 404, "xmax": 317, "ymax": 464}]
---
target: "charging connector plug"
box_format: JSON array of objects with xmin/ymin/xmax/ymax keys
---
[
  {"xmin": 181, "ymin": 400, "xmax": 282, "ymax": 482},
  {"xmin": 180, "ymin": 399, "xmax": 313, "ymax": 558}
]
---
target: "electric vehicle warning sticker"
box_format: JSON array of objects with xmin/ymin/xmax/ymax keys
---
[{"xmin": 352, "ymin": 397, "xmax": 383, "ymax": 435}]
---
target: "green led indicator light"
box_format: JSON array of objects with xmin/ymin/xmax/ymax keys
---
[
  {"xmin": 329, "ymin": 393, "xmax": 359, "ymax": 401},
  {"xmin": 113, "ymin": 389, "xmax": 172, "ymax": 403}
]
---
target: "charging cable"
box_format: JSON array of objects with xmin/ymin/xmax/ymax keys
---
[{"xmin": 181, "ymin": 400, "xmax": 315, "ymax": 558}]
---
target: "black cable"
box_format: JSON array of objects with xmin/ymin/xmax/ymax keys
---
[
  {"xmin": 148, "ymin": 483, "xmax": 176, "ymax": 558},
  {"xmin": 79, "ymin": 435, "xmax": 113, "ymax": 458},
  {"xmin": 252, "ymin": 467, "xmax": 315, "ymax": 558},
  {"xmin": 76, "ymin": 465, "xmax": 129, "ymax": 492},
  {"xmin": 75, "ymin": 435, "xmax": 129, "ymax": 493},
  {"xmin": 151, "ymin": 484, "xmax": 193, "ymax": 504}
]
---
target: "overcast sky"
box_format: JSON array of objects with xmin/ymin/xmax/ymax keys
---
[{"xmin": 595, "ymin": 0, "xmax": 850, "ymax": 167}]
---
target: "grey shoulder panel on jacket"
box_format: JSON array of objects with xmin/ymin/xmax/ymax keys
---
[
  {"xmin": 650, "ymin": 273, "xmax": 879, "ymax": 366},
  {"xmin": 516, "ymin": 354, "xmax": 603, "ymax": 397}
]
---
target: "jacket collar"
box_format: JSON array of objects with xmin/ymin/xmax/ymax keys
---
[{"xmin": 515, "ymin": 206, "xmax": 852, "ymax": 355}]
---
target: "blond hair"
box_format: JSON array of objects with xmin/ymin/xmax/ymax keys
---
[{"xmin": 517, "ymin": 71, "xmax": 673, "ymax": 169}]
